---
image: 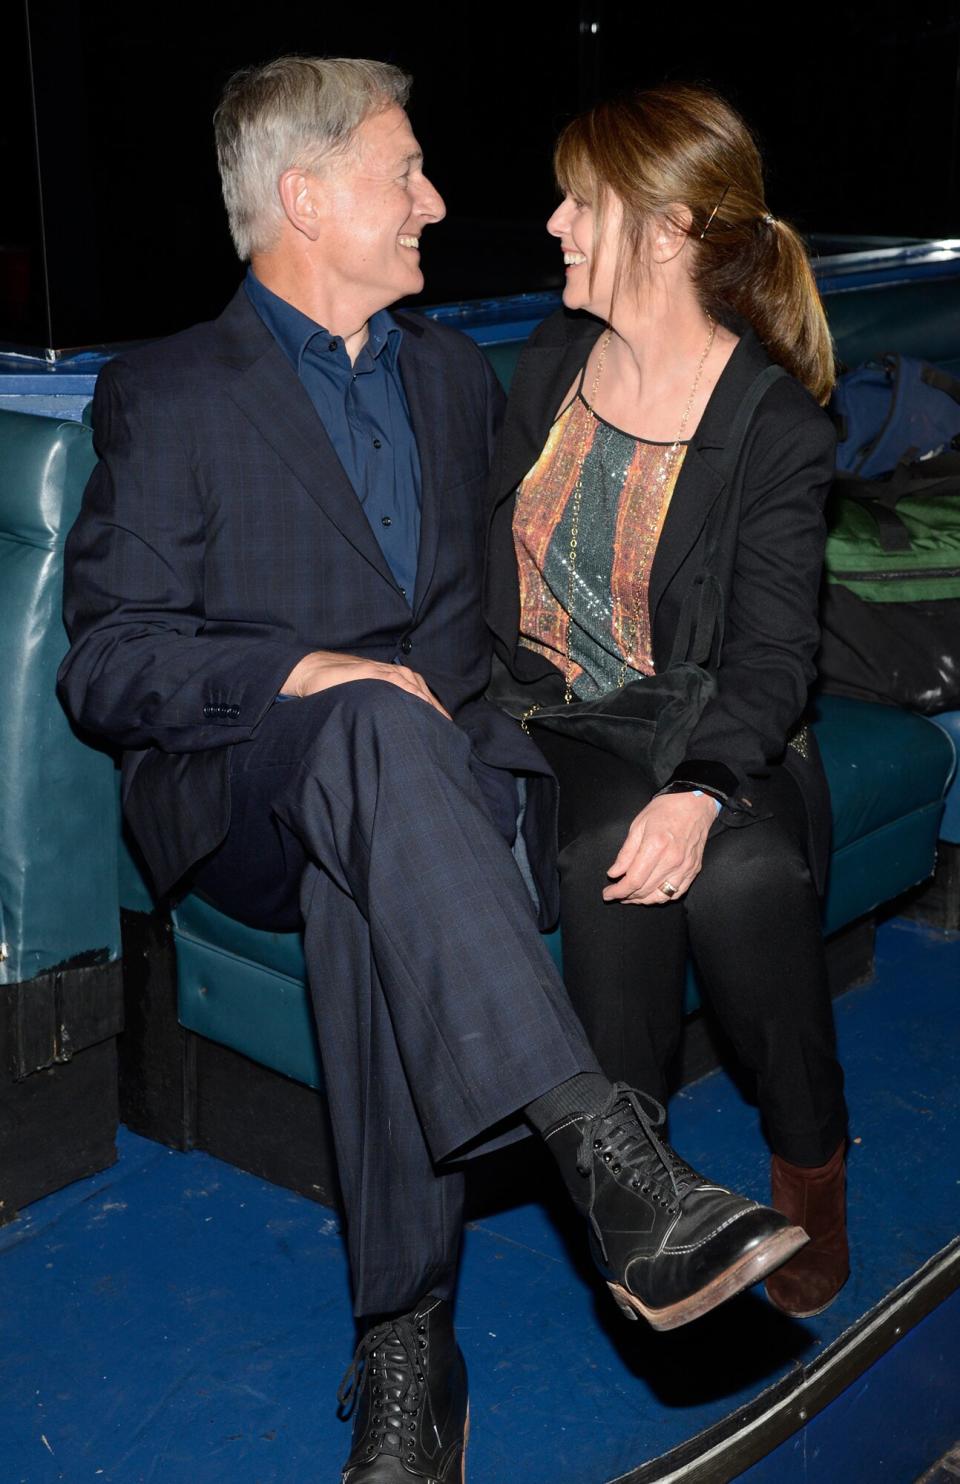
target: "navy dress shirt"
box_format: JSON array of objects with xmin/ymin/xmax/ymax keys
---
[{"xmin": 245, "ymin": 270, "xmax": 421, "ymax": 604}]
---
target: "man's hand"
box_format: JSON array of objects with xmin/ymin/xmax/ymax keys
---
[
  {"xmin": 602, "ymin": 791, "xmax": 718, "ymax": 905},
  {"xmin": 281, "ymin": 651, "xmax": 451, "ymax": 719}
]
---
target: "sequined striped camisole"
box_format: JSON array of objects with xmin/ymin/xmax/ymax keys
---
[{"xmin": 513, "ymin": 374, "xmax": 688, "ymax": 700}]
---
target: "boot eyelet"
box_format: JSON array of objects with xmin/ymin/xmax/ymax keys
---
[
  {"xmin": 593, "ymin": 1139, "xmax": 602, "ymax": 1150},
  {"xmin": 631, "ymin": 1179, "xmax": 640, "ymax": 1189},
  {"xmin": 603, "ymin": 1152, "xmax": 612, "ymax": 1163},
  {"xmin": 612, "ymin": 1162, "xmax": 621, "ymax": 1173}
]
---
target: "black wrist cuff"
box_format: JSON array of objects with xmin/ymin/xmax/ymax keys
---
[{"xmin": 656, "ymin": 779, "xmax": 728, "ymax": 805}]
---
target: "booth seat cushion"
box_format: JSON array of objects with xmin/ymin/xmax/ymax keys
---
[
  {"xmin": 174, "ymin": 894, "xmax": 318, "ymax": 1087},
  {"xmin": 928, "ymin": 711, "xmax": 960, "ymax": 844},
  {"xmin": 816, "ymin": 695, "xmax": 956, "ymax": 933}
]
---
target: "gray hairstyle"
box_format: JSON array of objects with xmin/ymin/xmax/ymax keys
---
[{"xmin": 214, "ymin": 55, "xmax": 412, "ymax": 261}]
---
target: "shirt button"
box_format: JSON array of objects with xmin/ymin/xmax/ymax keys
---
[
  {"xmin": 400, "ymin": 638, "xmax": 412, "ymax": 654},
  {"xmin": 327, "ymin": 339, "xmax": 337, "ymax": 352},
  {"xmin": 381, "ymin": 516, "xmax": 392, "ymax": 527},
  {"xmin": 373, "ymin": 438, "xmax": 382, "ymax": 449}
]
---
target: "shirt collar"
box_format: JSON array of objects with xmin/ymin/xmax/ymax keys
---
[{"xmin": 244, "ymin": 269, "xmax": 402, "ymax": 374}]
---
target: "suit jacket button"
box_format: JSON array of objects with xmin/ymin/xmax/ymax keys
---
[{"xmin": 399, "ymin": 638, "xmax": 412, "ymax": 654}]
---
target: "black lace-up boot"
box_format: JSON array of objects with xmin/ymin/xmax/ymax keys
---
[
  {"xmin": 339, "ymin": 1295, "xmax": 468, "ymax": 1482},
  {"xmin": 545, "ymin": 1084, "xmax": 808, "ymax": 1331}
]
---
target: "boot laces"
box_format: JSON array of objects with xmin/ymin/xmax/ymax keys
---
[
  {"xmin": 337, "ymin": 1310, "xmax": 428, "ymax": 1459},
  {"xmin": 576, "ymin": 1083, "xmax": 700, "ymax": 1261}
]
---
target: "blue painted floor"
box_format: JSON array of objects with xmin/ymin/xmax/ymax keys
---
[{"xmin": 2, "ymin": 918, "xmax": 958, "ymax": 1484}]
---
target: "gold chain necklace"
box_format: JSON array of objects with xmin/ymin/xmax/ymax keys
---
[{"xmin": 520, "ymin": 317, "xmax": 716, "ymax": 732}]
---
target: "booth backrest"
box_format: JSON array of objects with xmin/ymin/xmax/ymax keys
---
[{"xmin": 0, "ymin": 410, "xmax": 120, "ymax": 988}]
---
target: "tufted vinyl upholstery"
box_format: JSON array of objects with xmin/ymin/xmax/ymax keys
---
[{"xmin": 0, "ymin": 411, "xmax": 121, "ymax": 987}]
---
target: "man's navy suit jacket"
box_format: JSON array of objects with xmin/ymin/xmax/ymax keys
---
[{"xmin": 58, "ymin": 287, "xmax": 556, "ymax": 914}]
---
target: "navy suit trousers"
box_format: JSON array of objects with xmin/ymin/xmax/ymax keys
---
[{"xmin": 191, "ymin": 680, "xmax": 598, "ymax": 1316}]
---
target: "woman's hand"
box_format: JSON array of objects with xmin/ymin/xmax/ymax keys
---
[{"xmin": 602, "ymin": 791, "xmax": 719, "ymax": 905}]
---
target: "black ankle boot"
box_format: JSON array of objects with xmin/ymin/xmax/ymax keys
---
[
  {"xmin": 339, "ymin": 1295, "xmax": 468, "ymax": 1482},
  {"xmin": 545, "ymin": 1084, "xmax": 808, "ymax": 1331}
]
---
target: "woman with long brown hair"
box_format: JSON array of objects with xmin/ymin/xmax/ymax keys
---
[{"xmin": 486, "ymin": 83, "xmax": 849, "ymax": 1317}]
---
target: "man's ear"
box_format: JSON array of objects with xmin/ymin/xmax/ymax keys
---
[
  {"xmin": 650, "ymin": 205, "xmax": 693, "ymax": 263},
  {"xmin": 278, "ymin": 169, "xmax": 323, "ymax": 241}
]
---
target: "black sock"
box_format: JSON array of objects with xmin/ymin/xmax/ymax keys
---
[{"xmin": 524, "ymin": 1073, "xmax": 612, "ymax": 1134}]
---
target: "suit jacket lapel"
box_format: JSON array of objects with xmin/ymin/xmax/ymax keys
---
[
  {"xmin": 213, "ymin": 288, "xmax": 400, "ymax": 591},
  {"xmin": 395, "ymin": 332, "xmax": 448, "ymax": 615}
]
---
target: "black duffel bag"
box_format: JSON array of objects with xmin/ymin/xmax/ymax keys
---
[{"xmin": 816, "ymin": 450, "xmax": 960, "ymax": 713}]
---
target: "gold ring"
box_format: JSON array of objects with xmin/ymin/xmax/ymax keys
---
[{"xmin": 660, "ymin": 880, "xmax": 677, "ymax": 898}]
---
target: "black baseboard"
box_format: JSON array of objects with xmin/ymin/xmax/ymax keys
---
[
  {"xmin": 0, "ymin": 958, "xmax": 123, "ymax": 1224},
  {"xmin": 117, "ymin": 909, "xmax": 877, "ymax": 1215},
  {"xmin": 0, "ymin": 1035, "xmax": 118, "ymax": 1225}
]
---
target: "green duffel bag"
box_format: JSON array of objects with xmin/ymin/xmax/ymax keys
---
[{"xmin": 816, "ymin": 451, "xmax": 960, "ymax": 713}]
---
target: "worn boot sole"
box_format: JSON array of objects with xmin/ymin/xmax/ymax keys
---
[{"xmin": 608, "ymin": 1224, "xmax": 809, "ymax": 1331}]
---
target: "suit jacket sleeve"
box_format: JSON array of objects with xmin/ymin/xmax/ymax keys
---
[
  {"xmin": 57, "ymin": 359, "xmax": 307, "ymax": 751},
  {"xmin": 672, "ymin": 387, "xmax": 836, "ymax": 794}
]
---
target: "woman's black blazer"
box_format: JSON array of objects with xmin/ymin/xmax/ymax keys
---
[{"xmin": 483, "ymin": 309, "xmax": 837, "ymax": 886}]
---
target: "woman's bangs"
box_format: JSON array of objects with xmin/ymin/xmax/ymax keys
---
[{"xmin": 554, "ymin": 129, "xmax": 595, "ymax": 206}]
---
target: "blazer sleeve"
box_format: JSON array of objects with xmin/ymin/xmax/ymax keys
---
[
  {"xmin": 668, "ymin": 387, "xmax": 836, "ymax": 798},
  {"xmin": 57, "ymin": 359, "xmax": 307, "ymax": 752}
]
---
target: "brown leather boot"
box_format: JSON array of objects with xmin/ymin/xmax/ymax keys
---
[{"xmin": 765, "ymin": 1143, "xmax": 849, "ymax": 1318}]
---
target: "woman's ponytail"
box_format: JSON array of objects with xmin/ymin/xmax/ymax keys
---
[{"xmin": 698, "ymin": 214, "xmax": 835, "ymax": 404}]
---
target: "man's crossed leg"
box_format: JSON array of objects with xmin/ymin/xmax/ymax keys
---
[{"xmin": 192, "ymin": 682, "xmax": 807, "ymax": 1482}]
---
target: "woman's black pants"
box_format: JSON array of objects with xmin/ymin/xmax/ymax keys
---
[{"xmin": 534, "ymin": 729, "xmax": 847, "ymax": 1168}]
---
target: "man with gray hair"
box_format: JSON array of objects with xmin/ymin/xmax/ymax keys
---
[{"xmin": 59, "ymin": 55, "xmax": 804, "ymax": 1482}]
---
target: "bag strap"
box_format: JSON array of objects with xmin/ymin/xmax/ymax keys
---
[
  {"xmin": 716, "ymin": 363, "xmax": 788, "ymax": 488},
  {"xmin": 837, "ymin": 451, "xmax": 960, "ymax": 504},
  {"xmin": 921, "ymin": 364, "xmax": 960, "ymax": 406},
  {"xmin": 833, "ymin": 450, "xmax": 960, "ymax": 552},
  {"xmin": 669, "ymin": 362, "xmax": 787, "ymax": 667}
]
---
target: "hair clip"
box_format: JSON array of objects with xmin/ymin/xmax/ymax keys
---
[{"xmin": 699, "ymin": 184, "xmax": 731, "ymax": 240}]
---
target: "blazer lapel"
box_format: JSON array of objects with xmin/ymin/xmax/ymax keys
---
[
  {"xmin": 213, "ymin": 289, "xmax": 400, "ymax": 590},
  {"xmin": 648, "ymin": 328, "xmax": 772, "ymax": 627},
  {"xmin": 492, "ymin": 315, "xmax": 605, "ymax": 508},
  {"xmin": 647, "ymin": 444, "xmax": 726, "ymax": 626}
]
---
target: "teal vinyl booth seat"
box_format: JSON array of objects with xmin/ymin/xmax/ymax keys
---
[
  {"xmin": 2, "ymin": 271, "xmax": 957, "ymax": 1207},
  {"xmin": 0, "ymin": 410, "xmax": 123, "ymax": 1216}
]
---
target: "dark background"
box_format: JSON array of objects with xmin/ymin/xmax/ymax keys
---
[{"xmin": 4, "ymin": 0, "xmax": 960, "ymax": 350}]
